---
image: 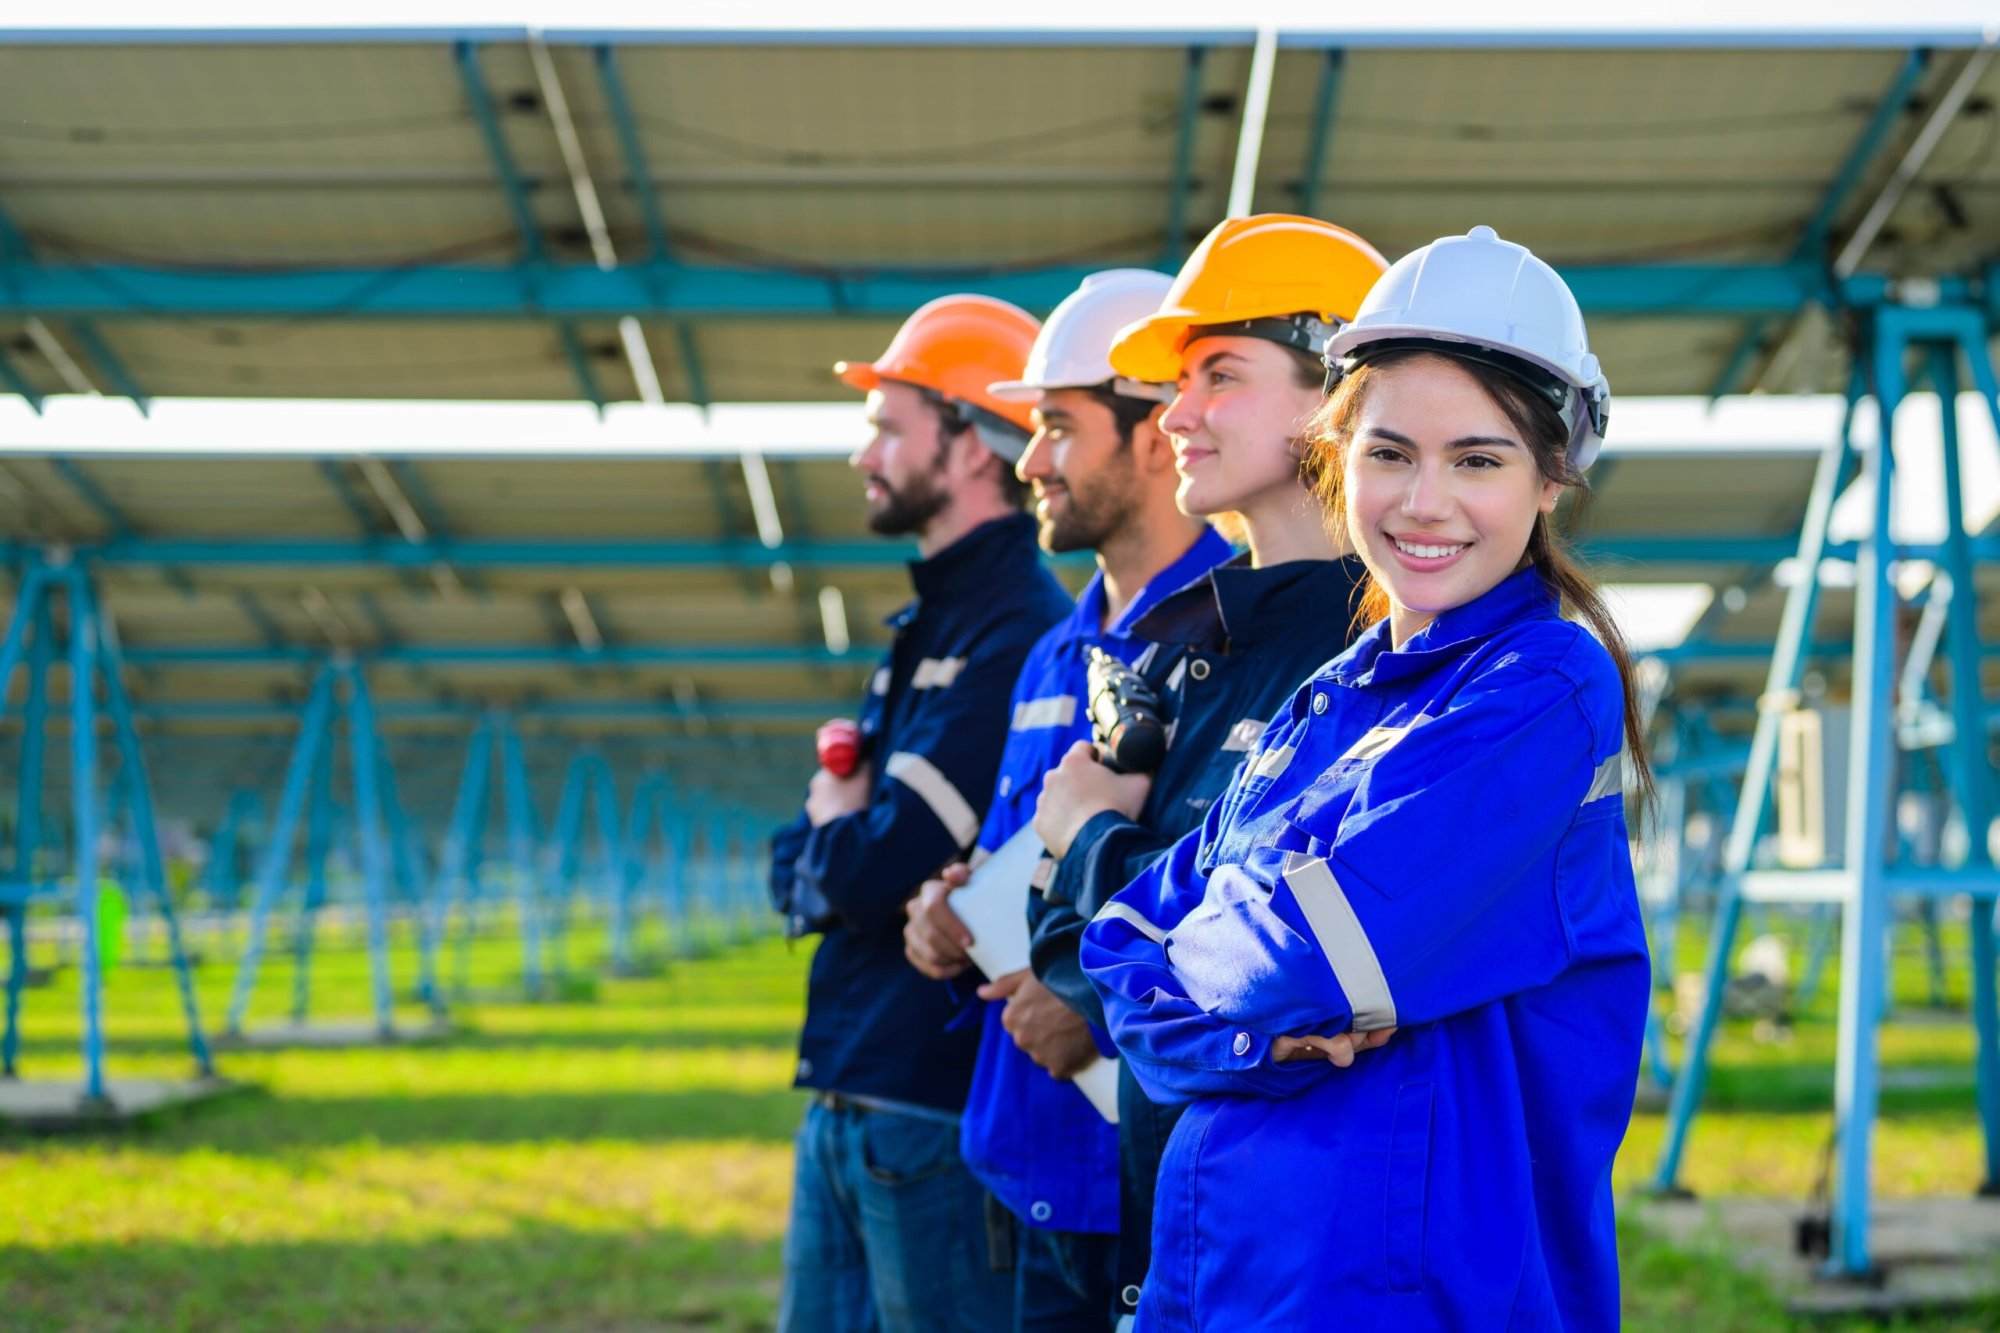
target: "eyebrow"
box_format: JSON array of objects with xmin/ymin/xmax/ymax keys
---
[
  {"xmin": 1364, "ymin": 426, "xmax": 1521, "ymax": 450},
  {"xmin": 1186, "ymin": 349, "xmax": 1249, "ymax": 377}
]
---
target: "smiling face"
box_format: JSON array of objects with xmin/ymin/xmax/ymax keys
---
[
  {"xmin": 1014, "ymin": 387, "xmax": 1147, "ymax": 553},
  {"xmin": 1339, "ymin": 354, "xmax": 1563, "ymax": 644},
  {"xmin": 1157, "ymin": 336, "xmax": 1323, "ymax": 518}
]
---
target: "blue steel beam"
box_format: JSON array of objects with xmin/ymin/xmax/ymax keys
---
[
  {"xmin": 6, "ymin": 257, "xmax": 1986, "ymax": 321},
  {"xmin": 594, "ymin": 43, "xmax": 713, "ymax": 410},
  {"xmin": 454, "ymin": 39, "xmax": 606, "ymax": 410},
  {"xmin": 1162, "ymin": 45, "xmax": 1209, "ymax": 264},
  {"xmin": 67, "ymin": 320, "xmax": 151, "ymax": 416},
  {"xmin": 1296, "ymin": 48, "xmax": 1344, "ymax": 217},
  {"xmin": 1706, "ymin": 49, "xmax": 1931, "ymax": 399}
]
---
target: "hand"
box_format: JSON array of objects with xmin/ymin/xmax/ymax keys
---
[
  {"xmin": 805, "ymin": 763, "xmax": 871, "ymax": 827},
  {"xmin": 903, "ymin": 864, "xmax": 974, "ymax": 980},
  {"xmin": 980, "ymin": 969, "xmax": 1100, "ymax": 1079},
  {"xmin": 1033, "ymin": 740, "xmax": 1152, "ymax": 859},
  {"xmin": 1270, "ymin": 1028, "xmax": 1397, "ymax": 1069}
]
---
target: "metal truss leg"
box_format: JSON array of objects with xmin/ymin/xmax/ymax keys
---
[
  {"xmin": 86, "ymin": 571, "xmax": 215, "ymax": 1076},
  {"xmin": 225, "ymin": 668, "xmax": 337, "ymax": 1035},
  {"xmin": 5, "ymin": 594, "xmax": 52, "ymax": 1078},
  {"xmin": 67, "ymin": 574, "xmax": 109, "ymax": 1106},
  {"xmin": 1931, "ymin": 341, "xmax": 2000, "ymax": 1193},
  {"xmin": 1823, "ymin": 318, "xmax": 1909, "ymax": 1280},
  {"xmin": 1653, "ymin": 400, "xmax": 1857, "ymax": 1194},
  {"xmin": 291, "ymin": 735, "xmax": 336, "ymax": 1025},
  {"xmin": 498, "ymin": 719, "xmax": 545, "ymax": 997},
  {"xmin": 343, "ymin": 666, "xmax": 398, "ymax": 1036},
  {"xmin": 437, "ymin": 720, "xmax": 491, "ymax": 1005}
]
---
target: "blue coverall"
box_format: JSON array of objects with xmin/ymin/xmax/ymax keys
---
[
  {"xmin": 957, "ymin": 527, "xmax": 1233, "ymax": 1328},
  {"xmin": 1082, "ymin": 568, "xmax": 1649, "ymax": 1331}
]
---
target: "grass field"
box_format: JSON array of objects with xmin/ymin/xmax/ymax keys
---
[{"xmin": 2, "ymin": 906, "xmax": 1996, "ymax": 1330}]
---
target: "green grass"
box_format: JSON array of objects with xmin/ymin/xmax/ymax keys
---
[{"xmin": 0, "ymin": 907, "xmax": 1993, "ymax": 1329}]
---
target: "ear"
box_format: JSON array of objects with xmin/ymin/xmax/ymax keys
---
[
  {"xmin": 1132, "ymin": 408, "xmax": 1177, "ymax": 474},
  {"xmin": 1538, "ymin": 478, "xmax": 1564, "ymax": 515}
]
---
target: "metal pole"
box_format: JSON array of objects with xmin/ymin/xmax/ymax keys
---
[
  {"xmin": 292, "ymin": 727, "xmax": 335, "ymax": 1025},
  {"xmin": 224, "ymin": 667, "xmax": 337, "ymax": 1035},
  {"xmin": 343, "ymin": 665, "xmax": 398, "ymax": 1036},
  {"xmin": 67, "ymin": 571, "xmax": 107, "ymax": 1106},
  {"xmin": 498, "ymin": 718, "xmax": 544, "ymax": 997},
  {"xmin": 1827, "ymin": 313, "xmax": 1907, "ymax": 1278},
  {"xmin": 87, "ymin": 571, "xmax": 215, "ymax": 1075},
  {"xmin": 4, "ymin": 592, "xmax": 51, "ymax": 1078},
  {"xmin": 1931, "ymin": 341, "xmax": 2000, "ymax": 1191},
  {"xmin": 1653, "ymin": 378, "xmax": 1861, "ymax": 1192},
  {"xmin": 436, "ymin": 719, "xmax": 492, "ymax": 1004}
]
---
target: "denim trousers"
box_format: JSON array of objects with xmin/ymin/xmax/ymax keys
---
[
  {"xmin": 1014, "ymin": 1220, "xmax": 1116, "ymax": 1332},
  {"xmin": 779, "ymin": 1097, "xmax": 1015, "ymax": 1333}
]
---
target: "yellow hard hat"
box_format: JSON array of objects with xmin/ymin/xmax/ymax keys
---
[{"xmin": 1107, "ymin": 214, "xmax": 1389, "ymax": 384}]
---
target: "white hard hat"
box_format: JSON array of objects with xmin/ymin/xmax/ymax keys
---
[
  {"xmin": 989, "ymin": 268, "xmax": 1176, "ymax": 403},
  {"xmin": 1324, "ymin": 225, "xmax": 1611, "ymax": 471}
]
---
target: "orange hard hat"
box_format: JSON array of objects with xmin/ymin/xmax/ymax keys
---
[
  {"xmin": 1107, "ymin": 214, "xmax": 1389, "ymax": 384},
  {"xmin": 835, "ymin": 295, "xmax": 1042, "ymax": 439}
]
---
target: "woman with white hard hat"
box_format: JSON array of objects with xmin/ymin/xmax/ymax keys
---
[{"xmin": 1080, "ymin": 225, "xmax": 1653, "ymax": 1330}]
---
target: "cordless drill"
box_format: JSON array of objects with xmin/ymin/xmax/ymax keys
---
[{"xmin": 1084, "ymin": 646, "xmax": 1167, "ymax": 775}]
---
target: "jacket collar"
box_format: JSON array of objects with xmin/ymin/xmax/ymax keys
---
[
  {"xmin": 1057, "ymin": 525, "xmax": 1236, "ymax": 647},
  {"xmin": 1132, "ymin": 554, "xmax": 1369, "ymax": 655},
  {"xmin": 1326, "ymin": 566, "xmax": 1560, "ymax": 688},
  {"xmin": 889, "ymin": 513, "xmax": 1042, "ymax": 626}
]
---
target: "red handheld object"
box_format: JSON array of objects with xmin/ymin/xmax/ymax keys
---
[{"xmin": 816, "ymin": 719, "xmax": 862, "ymax": 778}]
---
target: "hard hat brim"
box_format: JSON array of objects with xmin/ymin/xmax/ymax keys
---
[
  {"xmin": 833, "ymin": 360, "xmax": 883, "ymax": 394},
  {"xmin": 1105, "ymin": 311, "xmax": 1189, "ymax": 386}
]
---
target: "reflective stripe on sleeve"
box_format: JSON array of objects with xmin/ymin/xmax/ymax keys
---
[
  {"xmin": 1012, "ymin": 694, "xmax": 1078, "ymax": 730},
  {"xmin": 885, "ymin": 751, "xmax": 981, "ymax": 848},
  {"xmin": 1584, "ymin": 751, "xmax": 1624, "ymax": 804},
  {"xmin": 912, "ymin": 656, "xmax": 968, "ymax": 689},
  {"xmin": 1092, "ymin": 899, "xmax": 1168, "ymax": 945},
  {"xmin": 1280, "ymin": 851, "xmax": 1398, "ymax": 1031},
  {"xmin": 1221, "ymin": 717, "xmax": 1265, "ymax": 752}
]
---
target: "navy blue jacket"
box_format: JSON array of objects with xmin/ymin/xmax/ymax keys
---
[
  {"xmin": 771, "ymin": 513, "xmax": 1072, "ymax": 1112},
  {"xmin": 1083, "ymin": 569, "xmax": 1649, "ymax": 1330},
  {"xmin": 958, "ymin": 528, "xmax": 1234, "ymax": 1236}
]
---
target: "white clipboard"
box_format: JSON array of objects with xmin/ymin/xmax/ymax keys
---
[{"xmin": 955, "ymin": 826, "xmax": 1121, "ymax": 1123}]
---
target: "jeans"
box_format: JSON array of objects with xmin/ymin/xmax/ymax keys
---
[
  {"xmin": 1015, "ymin": 1222, "xmax": 1115, "ymax": 1332},
  {"xmin": 780, "ymin": 1097, "xmax": 1015, "ymax": 1333}
]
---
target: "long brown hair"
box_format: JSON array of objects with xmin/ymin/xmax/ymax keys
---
[{"xmin": 1305, "ymin": 349, "xmax": 1655, "ymax": 810}]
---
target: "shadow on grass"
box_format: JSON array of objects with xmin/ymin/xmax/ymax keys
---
[
  {"xmin": 0, "ymin": 1223, "xmax": 781, "ymax": 1332},
  {"xmin": 2, "ymin": 1087, "xmax": 805, "ymax": 1152}
]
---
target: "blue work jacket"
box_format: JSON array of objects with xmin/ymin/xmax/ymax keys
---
[
  {"xmin": 1028, "ymin": 552, "xmax": 1369, "ymax": 1315},
  {"xmin": 959, "ymin": 527, "xmax": 1234, "ymax": 1237},
  {"xmin": 1081, "ymin": 568, "xmax": 1649, "ymax": 1331},
  {"xmin": 771, "ymin": 513, "xmax": 1071, "ymax": 1113}
]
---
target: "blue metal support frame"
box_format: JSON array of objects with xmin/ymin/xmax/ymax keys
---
[
  {"xmin": 1931, "ymin": 346, "xmax": 2000, "ymax": 1192},
  {"xmin": 549, "ymin": 748, "xmax": 622, "ymax": 976},
  {"xmin": 224, "ymin": 666, "xmax": 338, "ymax": 1035},
  {"xmin": 1654, "ymin": 303, "xmax": 2000, "ymax": 1280},
  {"xmin": 67, "ymin": 563, "xmax": 108, "ymax": 1104},
  {"xmin": 497, "ymin": 715, "xmax": 547, "ymax": 996},
  {"xmin": 1653, "ymin": 362, "xmax": 1861, "ymax": 1195},
  {"xmin": 290, "ymin": 734, "xmax": 334, "ymax": 1024},
  {"xmin": 205, "ymin": 789, "xmax": 261, "ymax": 911},
  {"xmin": 343, "ymin": 663, "xmax": 399, "ymax": 1035},
  {"xmin": 1705, "ymin": 50, "xmax": 1931, "ymax": 400},
  {"xmin": 455, "ymin": 39, "xmax": 607, "ymax": 411},
  {"xmin": 3, "ymin": 595, "xmax": 50, "ymax": 1076},
  {"xmin": 594, "ymin": 43, "xmax": 711, "ymax": 410},
  {"xmin": 434, "ymin": 717, "xmax": 493, "ymax": 1004},
  {"xmin": 1296, "ymin": 48, "xmax": 1344, "ymax": 217},
  {"xmin": 1162, "ymin": 46, "xmax": 1209, "ymax": 265}
]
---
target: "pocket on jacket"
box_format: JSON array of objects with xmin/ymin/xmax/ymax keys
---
[
  {"xmin": 1386, "ymin": 1080, "xmax": 1435, "ymax": 1292},
  {"xmin": 860, "ymin": 1110, "xmax": 962, "ymax": 1187}
]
